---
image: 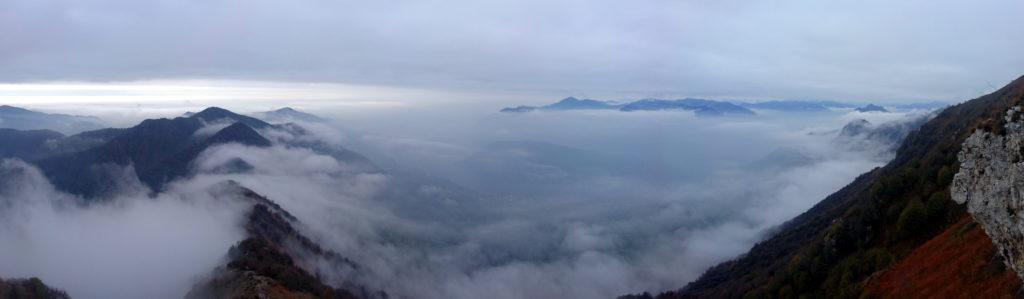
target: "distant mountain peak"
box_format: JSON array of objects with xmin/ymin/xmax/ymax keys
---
[
  {"xmin": 191, "ymin": 107, "xmax": 271, "ymax": 128},
  {"xmin": 855, "ymin": 104, "xmax": 889, "ymax": 113},
  {"xmin": 544, "ymin": 97, "xmax": 617, "ymax": 110},
  {"xmin": 191, "ymin": 107, "xmax": 236, "ymax": 119},
  {"xmin": 254, "ymin": 107, "xmax": 327, "ymax": 123},
  {"xmin": 838, "ymin": 118, "xmax": 871, "ymax": 137}
]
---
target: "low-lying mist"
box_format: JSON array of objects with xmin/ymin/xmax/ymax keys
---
[
  {"xmin": 0, "ymin": 103, "xmax": 933, "ymax": 298},
  {"xmin": 0, "ymin": 160, "xmax": 246, "ymax": 299},
  {"xmin": 304, "ymin": 108, "xmax": 917, "ymax": 298}
]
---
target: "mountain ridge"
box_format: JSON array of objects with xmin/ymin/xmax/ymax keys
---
[
  {"xmin": 0, "ymin": 105, "xmax": 104, "ymax": 135},
  {"xmin": 186, "ymin": 181, "xmax": 375, "ymax": 299},
  {"xmin": 30, "ymin": 107, "xmax": 277, "ymax": 197},
  {"xmin": 627, "ymin": 75, "xmax": 1024, "ymax": 298},
  {"xmin": 501, "ymin": 97, "xmax": 755, "ymax": 116},
  {"xmin": 503, "ymin": 98, "xmax": 946, "ymax": 116},
  {"xmin": 254, "ymin": 107, "xmax": 328, "ymax": 123}
]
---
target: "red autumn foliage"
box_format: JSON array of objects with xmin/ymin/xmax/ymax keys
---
[{"xmin": 864, "ymin": 216, "xmax": 1021, "ymax": 298}]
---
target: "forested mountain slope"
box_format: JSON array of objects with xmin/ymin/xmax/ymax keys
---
[{"xmin": 631, "ymin": 75, "xmax": 1024, "ymax": 298}]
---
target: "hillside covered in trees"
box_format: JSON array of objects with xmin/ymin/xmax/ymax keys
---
[{"xmin": 626, "ymin": 76, "xmax": 1024, "ymax": 298}]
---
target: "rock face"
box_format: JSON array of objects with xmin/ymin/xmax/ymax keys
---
[{"xmin": 952, "ymin": 105, "xmax": 1024, "ymax": 280}]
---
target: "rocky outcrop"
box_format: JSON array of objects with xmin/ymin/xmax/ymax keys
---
[{"xmin": 952, "ymin": 105, "xmax": 1024, "ymax": 280}]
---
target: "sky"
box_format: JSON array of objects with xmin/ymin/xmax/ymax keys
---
[{"xmin": 2, "ymin": 0, "xmax": 1024, "ymax": 104}]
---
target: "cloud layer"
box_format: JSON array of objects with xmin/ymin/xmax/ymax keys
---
[
  {"xmin": 2, "ymin": 0, "xmax": 1023, "ymax": 101},
  {"xmin": 0, "ymin": 106, "xmax": 927, "ymax": 298}
]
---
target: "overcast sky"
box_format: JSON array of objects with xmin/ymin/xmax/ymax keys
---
[{"xmin": 2, "ymin": 0, "xmax": 1023, "ymax": 103}]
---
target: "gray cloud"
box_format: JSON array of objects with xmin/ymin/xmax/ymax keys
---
[{"xmin": 2, "ymin": 0, "xmax": 1023, "ymax": 102}]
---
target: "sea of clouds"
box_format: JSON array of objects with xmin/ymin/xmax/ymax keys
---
[{"xmin": 0, "ymin": 104, "xmax": 931, "ymax": 298}]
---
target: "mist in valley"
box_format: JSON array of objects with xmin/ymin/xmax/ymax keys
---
[{"xmin": 0, "ymin": 101, "xmax": 933, "ymax": 298}]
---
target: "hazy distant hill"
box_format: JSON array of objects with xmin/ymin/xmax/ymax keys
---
[
  {"xmin": 502, "ymin": 98, "xmax": 945, "ymax": 116},
  {"xmin": 500, "ymin": 97, "xmax": 622, "ymax": 113},
  {"xmin": 0, "ymin": 105, "xmax": 104, "ymax": 134},
  {"xmin": 740, "ymin": 100, "xmax": 945, "ymax": 113},
  {"xmin": 501, "ymin": 97, "xmax": 755, "ymax": 116},
  {"xmin": 745, "ymin": 147, "xmax": 816, "ymax": 171},
  {"xmin": 855, "ymin": 104, "xmax": 889, "ymax": 112},
  {"xmin": 739, "ymin": 100, "xmax": 856, "ymax": 112},
  {"xmin": 834, "ymin": 113, "xmax": 933, "ymax": 154},
  {"xmin": 619, "ymin": 98, "xmax": 755, "ymax": 116},
  {"xmin": 254, "ymin": 107, "xmax": 328, "ymax": 123}
]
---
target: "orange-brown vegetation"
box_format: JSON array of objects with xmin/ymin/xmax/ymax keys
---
[{"xmin": 864, "ymin": 216, "xmax": 1021, "ymax": 298}]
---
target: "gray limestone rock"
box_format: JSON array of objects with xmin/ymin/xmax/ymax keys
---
[{"xmin": 952, "ymin": 106, "xmax": 1024, "ymax": 279}]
